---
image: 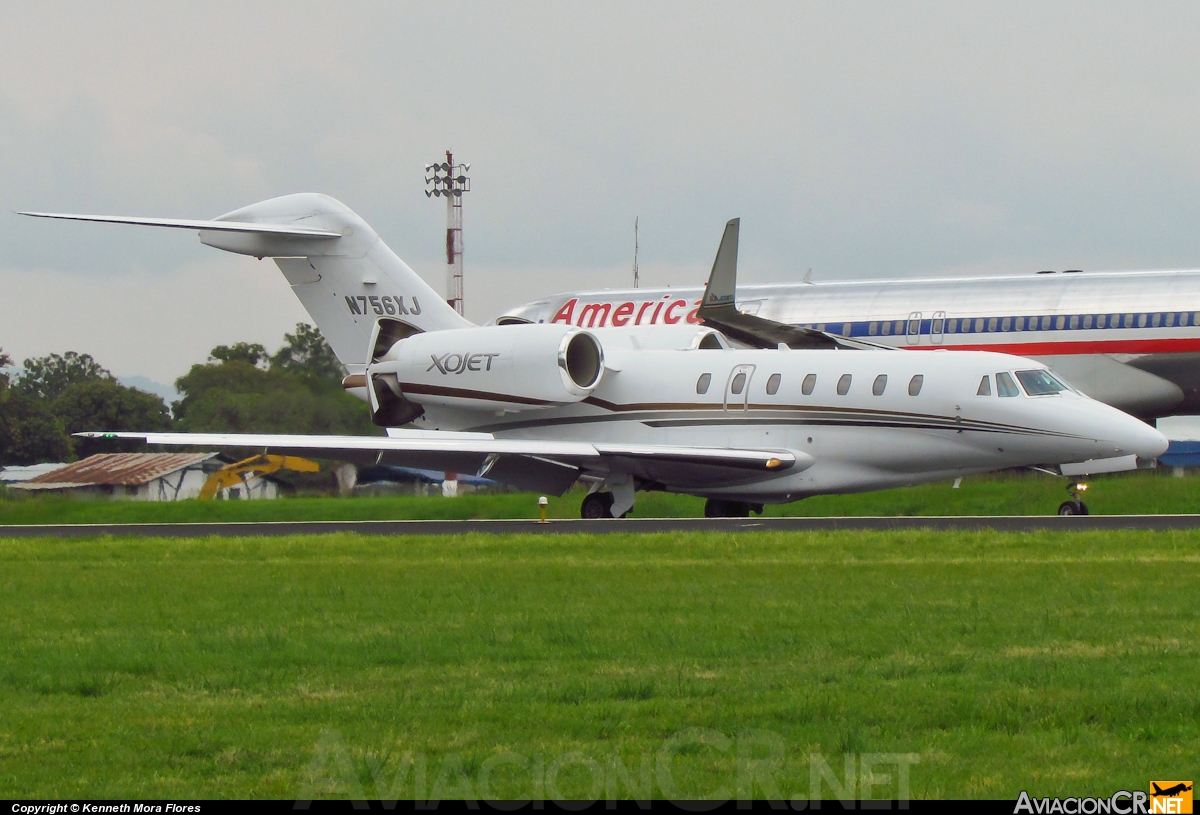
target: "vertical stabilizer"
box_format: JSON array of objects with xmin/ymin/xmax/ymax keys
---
[{"xmin": 208, "ymin": 194, "xmax": 473, "ymax": 371}]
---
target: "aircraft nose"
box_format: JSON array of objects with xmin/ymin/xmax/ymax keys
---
[{"xmin": 1109, "ymin": 410, "xmax": 1169, "ymax": 460}]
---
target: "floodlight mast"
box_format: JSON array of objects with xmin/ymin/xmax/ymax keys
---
[{"xmin": 424, "ymin": 150, "xmax": 471, "ymax": 316}]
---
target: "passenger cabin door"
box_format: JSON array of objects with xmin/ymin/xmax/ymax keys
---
[
  {"xmin": 724, "ymin": 364, "xmax": 756, "ymax": 412},
  {"xmin": 906, "ymin": 312, "xmax": 922, "ymax": 346},
  {"xmin": 931, "ymin": 310, "xmax": 946, "ymax": 345}
]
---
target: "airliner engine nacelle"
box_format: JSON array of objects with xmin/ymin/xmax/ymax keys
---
[{"xmin": 367, "ymin": 323, "xmax": 605, "ymax": 421}]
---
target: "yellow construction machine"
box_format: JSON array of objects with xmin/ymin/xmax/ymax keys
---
[{"xmin": 199, "ymin": 454, "xmax": 320, "ymax": 499}]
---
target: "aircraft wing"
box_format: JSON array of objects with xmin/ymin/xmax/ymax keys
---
[
  {"xmin": 697, "ymin": 219, "xmax": 888, "ymax": 351},
  {"xmin": 17, "ymin": 211, "xmax": 342, "ymax": 238},
  {"xmin": 76, "ymin": 430, "xmax": 809, "ymax": 496}
]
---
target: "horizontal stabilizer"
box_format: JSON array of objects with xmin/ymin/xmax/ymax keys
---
[{"xmin": 17, "ymin": 211, "xmax": 342, "ymax": 238}]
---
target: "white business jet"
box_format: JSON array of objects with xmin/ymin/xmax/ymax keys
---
[{"xmin": 23, "ymin": 195, "xmax": 1167, "ymax": 517}]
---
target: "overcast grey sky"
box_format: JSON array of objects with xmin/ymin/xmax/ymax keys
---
[{"xmin": 5, "ymin": 1, "xmax": 1200, "ymax": 383}]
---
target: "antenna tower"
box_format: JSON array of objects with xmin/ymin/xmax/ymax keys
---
[
  {"xmin": 425, "ymin": 150, "xmax": 471, "ymax": 316},
  {"xmin": 633, "ymin": 216, "xmax": 639, "ymax": 288}
]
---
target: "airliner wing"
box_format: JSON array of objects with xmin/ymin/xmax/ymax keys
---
[
  {"xmin": 76, "ymin": 430, "xmax": 808, "ymax": 495},
  {"xmin": 17, "ymin": 212, "xmax": 342, "ymax": 238},
  {"xmin": 697, "ymin": 219, "xmax": 887, "ymax": 350}
]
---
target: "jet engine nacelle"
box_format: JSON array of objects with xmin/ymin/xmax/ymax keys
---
[{"xmin": 368, "ymin": 323, "xmax": 605, "ymax": 415}]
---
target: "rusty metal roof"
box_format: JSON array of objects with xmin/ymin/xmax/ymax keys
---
[{"xmin": 17, "ymin": 453, "xmax": 217, "ymax": 488}]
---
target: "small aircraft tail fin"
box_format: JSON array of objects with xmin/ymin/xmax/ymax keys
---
[{"xmin": 19, "ymin": 193, "xmax": 472, "ymax": 370}]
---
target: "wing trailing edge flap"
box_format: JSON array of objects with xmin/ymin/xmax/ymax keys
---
[{"xmin": 74, "ymin": 431, "xmax": 810, "ymax": 494}]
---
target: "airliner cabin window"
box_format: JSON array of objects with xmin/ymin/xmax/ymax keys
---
[
  {"xmin": 988, "ymin": 318, "xmax": 998, "ymax": 332},
  {"xmin": 802, "ymin": 374, "xmax": 816, "ymax": 395},
  {"xmin": 1002, "ymin": 317, "xmax": 1011, "ymax": 331},
  {"xmin": 1016, "ymin": 369, "xmax": 1068, "ymax": 396},
  {"xmin": 696, "ymin": 373, "xmax": 712, "ymax": 394},
  {"xmin": 872, "ymin": 374, "xmax": 887, "ymax": 396},
  {"xmin": 996, "ymin": 372, "xmax": 1020, "ymax": 397},
  {"xmin": 837, "ymin": 374, "xmax": 852, "ymax": 395},
  {"xmin": 1166, "ymin": 313, "xmax": 1176, "ymax": 327},
  {"xmin": 1152, "ymin": 313, "xmax": 1162, "ymax": 327},
  {"xmin": 977, "ymin": 376, "xmax": 992, "ymax": 396},
  {"xmin": 908, "ymin": 375, "xmax": 924, "ymax": 396},
  {"xmin": 1084, "ymin": 314, "xmax": 1093, "ymax": 329},
  {"xmin": 1055, "ymin": 316, "xmax": 1066, "ymax": 329},
  {"xmin": 1069, "ymin": 316, "xmax": 1079, "ymax": 329},
  {"xmin": 974, "ymin": 318, "xmax": 984, "ymax": 332},
  {"xmin": 869, "ymin": 322, "xmax": 878, "ymax": 335},
  {"xmin": 948, "ymin": 319, "xmax": 958, "ymax": 333},
  {"xmin": 766, "ymin": 373, "xmax": 781, "ymax": 395},
  {"xmin": 730, "ymin": 373, "xmax": 747, "ymax": 395},
  {"xmin": 882, "ymin": 322, "xmax": 891, "ymax": 336},
  {"xmin": 1097, "ymin": 314, "xmax": 1107, "ymax": 328}
]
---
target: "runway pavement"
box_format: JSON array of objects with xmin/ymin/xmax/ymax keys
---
[{"xmin": 3, "ymin": 514, "xmax": 1200, "ymax": 538}]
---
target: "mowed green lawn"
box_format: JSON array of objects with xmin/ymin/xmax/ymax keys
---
[
  {"xmin": 2, "ymin": 469, "xmax": 1199, "ymax": 525},
  {"xmin": 0, "ymin": 530, "xmax": 1196, "ymax": 800}
]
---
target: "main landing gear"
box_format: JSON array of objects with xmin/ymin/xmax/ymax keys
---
[
  {"xmin": 580, "ymin": 491, "xmax": 630, "ymax": 519},
  {"xmin": 703, "ymin": 499, "xmax": 765, "ymax": 518},
  {"xmin": 1057, "ymin": 481, "xmax": 1089, "ymax": 516}
]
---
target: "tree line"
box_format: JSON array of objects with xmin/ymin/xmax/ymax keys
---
[{"xmin": 0, "ymin": 324, "xmax": 377, "ymax": 466}]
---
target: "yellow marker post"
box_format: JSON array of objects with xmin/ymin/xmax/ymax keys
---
[{"xmin": 538, "ymin": 496, "xmax": 549, "ymax": 523}]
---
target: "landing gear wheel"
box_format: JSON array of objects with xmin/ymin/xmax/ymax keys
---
[
  {"xmin": 581, "ymin": 491, "xmax": 616, "ymax": 519},
  {"xmin": 1057, "ymin": 500, "xmax": 1089, "ymax": 516},
  {"xmin": 705, "ymin": 499, "xmax": 752, "ymax": 518}
]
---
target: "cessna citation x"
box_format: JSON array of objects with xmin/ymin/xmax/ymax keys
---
[
  {"xmin": 501, "ymin": 270, "xmax": 1200, "ymax": 420},
  {"xmin": 23, "ymin": 195, "xmax": 1166, "ymax": 517}
]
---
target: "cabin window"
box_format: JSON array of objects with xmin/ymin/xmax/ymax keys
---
[
  {"xmin": 1015, "ymin": 316, "xmax": 1025, "ymax": 331},
  {"xmin": 1166, "ymin": 313, "xmax": 1176, "ymax": 327},
  {"xmin": 996, "ymin": 372, "xmax": 1020, "ymax": 397},
  {"xmin": 802, "ymin": 373, "xmax": 816, "ymax": 395},
  {"xmin": 988, "ymin": 317, "xmax": 998, "ymax": 332},
  {"xmin": 730, "ymin": 372, "xmax": 747, "ymax": 395},
  {"xmin": 1097, "ymin": 314, "xmax": 1107, "ymax": 328},
  {"xmin": 1055, "ymin": 316, "xmax": 1066, "ymax": 329},
  {"xmin": 977, "ymin": 375, "xmax": 992, "ymax": 396},
  {"xmin": 948, "ymin": 319, "xmax": 958, "ymax": 333},
  {"xmin": 1152, "ymin": 313, "xmax": 1161, "ymax": 328},
  {"xmin": 842, "ymin": 323, "xmax": 852, "ymax": 335},
  {"xmin": 869, "ymin": 322, "xmax": 878, "ymax": 336},
  {"xmin": 881, "ymin": 321, "xmax": 891, "ymax": 336},
  {"xmin": 894, "ymin": 320, "xmax": 904, "ymax": 335},
  {"xmin": 1123, "ymin": 313, "xmax": 1134, "ymax": 328},
  {"xmin": 696, "ymin": 373, "xmax": 712, "ymax": 394},
  {"xmin": 974, "ymin": 318, "xmax": 984, "ymax": 332},
  {"xmin": 932, "ymin": 318, "xmax": 943, "ymax": 334},
  {"xmin": 1016, "ymin": 369, "xmax": 1069, "ymax": 396},
  {"xmin": 1041, "ymin": 316, "xmax": 1052, "ymax": 330},
  {"xmin": 1001, "ymin": 317, "xmax": 1011, "ymax": 331},
  {"xmin": 1083, "ymin": 314, "xmax": 1093, "ymax": 329},
  {"xmin": 1137, "ymin": 313, "xmax": 1148, "ymax": 328},
  {"xmin": 837, "ymin": 374, "xmax": 852, "ymax": 395},
  {"xmin": 908, "ymin": 375, "xmax": 924, "ymax": 396},
  {"xmin": 872, "ymin": 374, "xmax": 887, "ymax": 396},
  {"xmin": 766, "ymin": 373, "xmax": 781, "ymax": 395},
  {"xmin": 1069, "ymin": 315, "xmax": 1079, "ymax": 329},
  {"xmin": 907, "ymin": 319, "xmax": 920, "ymax": 336}
]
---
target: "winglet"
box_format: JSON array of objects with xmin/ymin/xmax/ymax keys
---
[{"xmin": 699, "ymin": 218, "xmax": 739, "ymax": 315}]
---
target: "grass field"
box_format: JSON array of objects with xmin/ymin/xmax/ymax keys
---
[
  {"xmin": 0, "ymin": 529, "xmax": 1196, "ymax": 799},
  {"xmin": 2, "ymin": 468, "xmax": 1199, "ymax": 525}
]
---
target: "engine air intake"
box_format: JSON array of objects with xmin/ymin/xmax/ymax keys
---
[{"xmin": 561, "ymin": 331, "xmax": 603, "ymax": 390}]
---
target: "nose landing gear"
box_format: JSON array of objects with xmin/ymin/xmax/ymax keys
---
[{"xmin": 1057, "ymin": 482, "xmax": 1089, "ymax": 516}]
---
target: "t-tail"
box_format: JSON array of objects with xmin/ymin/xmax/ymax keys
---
[{"xmin": 19, "ymin": 193, "xmax": 473, "ymax": 372}]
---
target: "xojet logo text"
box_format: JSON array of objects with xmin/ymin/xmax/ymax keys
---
[{"xmin": 427, "ymin": 352, "xmax": 500, "ymax": 375}]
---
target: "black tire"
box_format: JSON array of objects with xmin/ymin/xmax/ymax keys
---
[
  {"xmin": 1058, "ymin": 500, "xmax": 1080, "ymax": 516},
  {"xmin": 1077, "ymin": 501, "xmax": 1089, "ymax": 516},
  {"xmin": 581, "ymin": 492, "xmax": 615, "ymax": 519},
  {"xmin": 705, "ymin": 499, "xmax": 752, "ymax": 518}
]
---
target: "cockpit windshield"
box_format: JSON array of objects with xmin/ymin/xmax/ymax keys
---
[{"xmin": 1016, "ymin": 369, "xmax": 1069, "ymax": 396}]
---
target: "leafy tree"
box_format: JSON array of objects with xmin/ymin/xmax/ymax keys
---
[
  {"xmin": 174, "ymin": 354, "xmax": 375, "ymax": 437},
  {"xmin": 53, "ymin": 380, "xmax": 173, "ymax": 458},
  {"xmin": 208, "ymin": 342, "xmax": 269, "ymax": 368},
  {"xmin": 0, "ymin": 348, "xmax": 11, "ymax": 389},
  {"xmin": 270, "ymin": 323, "xmax": 345, "ymax": 385},
  {"xmin": 0, "ymin": 389, "xmax": 71, "ymax": 465},
  {"xmin": 14, "ymin": 351, "xmax": 114, "ymax": 401}
]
